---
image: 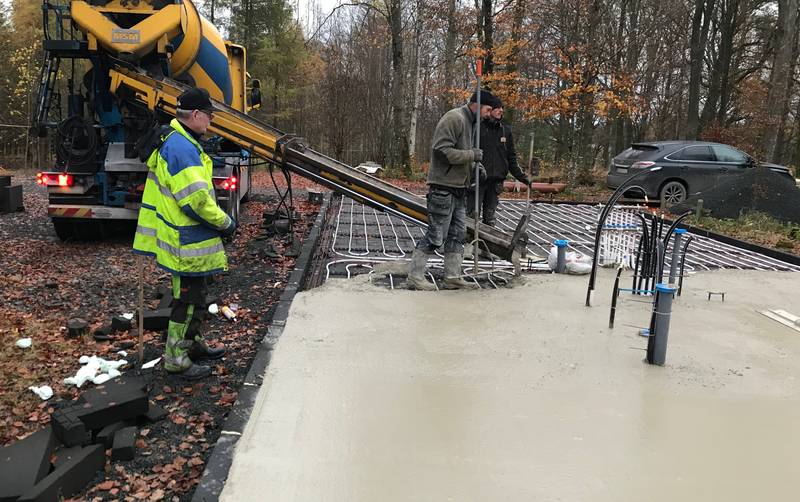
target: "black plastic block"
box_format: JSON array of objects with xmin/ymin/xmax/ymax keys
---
[
  {"xmin": 0, "ymin": 185, "xmax": 22, "ymax": 213},
  {"xmin": 95, "ymin": 421, "xmax": 128, "ymax": 449},
  {"xmin": 75, "ymin": 385, "xmax": 148, "ymax": 431},
  {"xmin": 51, "ymin": 445, "xmax": 84, "ymax": 469},
  {"xmin": 143, "ymin": 308, "xmax": 171, "ymax": 330},
  {"xmin": 0, "ymin": 427, "xmax": 56, "ymax": 502},
  {"xmin": 0, "ymin": 175, "xmax": 10, "ymax": 188},
  {"xmin": 140, "ymin": 402, "xmax": 167, "ymax": 424},
  {"xmin": 85, "ymin": 375, "xmax": 148, "ymax": 396},
  {"xmin": 52, "ymin": 409, "xmax": 91, "ymax": 447},
  {"xmin": 155, "ymin": 284, "xmax": 170, "ymax": 299},
  {"xmin": 111, "ymin": 426, "xmax": 137, "ymax": 461},
  {"xmin": 157, "ymin": 290, "xmax": 174, "ymax": 310},
  {"xmin": 17, "ymin": 444, "xmax": 105, "ymax": 502},
  {"xmin": 111, "ymin": 315, "xmax": 132, "ymax": 332},
  {"xmin": 93, "ymin": 324, "xmax": 114, "ymax": 341}
]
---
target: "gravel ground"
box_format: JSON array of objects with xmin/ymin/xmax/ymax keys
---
[{"xmin": 0, "ymin": 169, "xmax": 323, "ymax": 501}]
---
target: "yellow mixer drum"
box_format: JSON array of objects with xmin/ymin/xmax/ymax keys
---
[{"xmin": 71, "ymin": 0, "xmax": 236, "ymax": 106}]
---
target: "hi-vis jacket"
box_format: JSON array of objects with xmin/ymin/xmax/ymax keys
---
[{"xmin": 133, "ymin": 119, "xmax": 233, "ymax": 276}]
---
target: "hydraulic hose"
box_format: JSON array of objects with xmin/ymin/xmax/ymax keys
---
[{"xmin": 56, "ymin": 115, "xmax": 98, "ymax": 171}]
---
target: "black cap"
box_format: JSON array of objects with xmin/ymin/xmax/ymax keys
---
[
  {"xmin": 177, "ymin": 87, "xmax": 214, "ymax": 112},
  {"xmin": 494, "ymin": 97, "xmax": 504, "ymax": 108},
  {"xmin": 470, "ymin": 90, "xmax": 499, "ymax": 108}
]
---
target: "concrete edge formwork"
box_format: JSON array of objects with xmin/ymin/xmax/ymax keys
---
[{"xmin": 191, "ymin": 194, "xmax": 332, "ymax": 502}]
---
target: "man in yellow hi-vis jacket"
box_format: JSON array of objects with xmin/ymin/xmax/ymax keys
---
[{"xmin": 133, "ymin": 87, "xmax": 235, "ymax": 380}]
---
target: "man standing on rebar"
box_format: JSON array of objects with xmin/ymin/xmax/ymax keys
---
[
  {"xmin": 406, "ymin": 90, "xmax": 497, "ymax": 291},
  {"xmin": 133, "ymin": 87, "xmax": 235, "ymax": 380},
  {"xmin": 468, "ymin": 98, "xmax": 530, "ymax": 226}
]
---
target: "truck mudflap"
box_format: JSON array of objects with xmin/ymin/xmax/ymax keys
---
[{"xmin": 48, "ymin": 205, "xmax": 139, "ymax": 220}]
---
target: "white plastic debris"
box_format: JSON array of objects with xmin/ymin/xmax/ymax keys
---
[
  {"xmin": 208, "ymin": 303, "xmax": 219, "ymax": 315},
  {"xmin": 117, "ymin": 350, "xmax": 128, "ymax": 357},
  {"xmin": 29, "ymin": 385, "xmax": 53, "ymax": 400},
  {"xmin": 92, "ymin": 373, "xmax": 112, "ymax": 385},
  {"xmin": 547, "ymin": 246, "xmax": 593, "ymax": 275},
  {"xmin": 64, "ymin": 355, "xmax": 128, "ymax": 388},
  {"xmin": 122, "ymin": 313, "xmax": 134, "ymax": 321},
  {"xmin": 142, "ymin": 357, "xmax": 161, "ymax": 370},
  {"xmin": 15, "ymin": 338, "xmax": 32, "ymax": 349}
]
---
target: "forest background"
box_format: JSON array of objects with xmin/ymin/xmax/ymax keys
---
[{"xmin": 1, "ymin": 0, "xmax": 799, "ymax": 184}]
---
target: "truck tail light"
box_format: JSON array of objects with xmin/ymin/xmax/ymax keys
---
[
  {"xmin": 214, "ymin": 176, "xmax": 237, "ymax": 191},
  {"xmin": 37, "ymin": 172, "xmax": 74, "ymax": 186}
]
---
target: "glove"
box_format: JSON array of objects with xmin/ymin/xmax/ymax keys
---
[
  {"xmin": 477, "ymin": 162, "xmax": 487, "ymax": 181},
  {"xmin": 219, "ymin": 218, "xmax": 237, "ymax": 238},
  {"xmin": 471, "ymin": 148, "xmax": 483, "ymax": 162}
]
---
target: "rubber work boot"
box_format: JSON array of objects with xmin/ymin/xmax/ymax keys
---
[
  {"xmin": 406, "ymin": 248, "xmax": 436, "ymax": 291},
  {"xmin": 443, "ymin": 252, "xmax": 479, "ymax": 290},
  {"xmin": 169, "ymin": 362, "xmax": 212, "ymax": 381},
  {"xmin": 188, "ymin": 338, "xmax": 226, "ymax": 361}
]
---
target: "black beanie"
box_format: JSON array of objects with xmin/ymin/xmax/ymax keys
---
[{"xmin": 469, "ymin": 90, "xmax": 499, "ymax": 108}]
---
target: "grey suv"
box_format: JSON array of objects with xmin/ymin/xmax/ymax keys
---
[{"xmin": 606, "ymin": 141, "xmax": 794, "ymax": 203}]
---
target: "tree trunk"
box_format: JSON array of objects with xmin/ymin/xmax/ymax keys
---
[
  {"xmin": 481, "ymin": 0, "xmax": 494, "ymax": 73},
  {"xmin": 388, "ymin": 0, "xmax": 410, "ymax": 172},
  {"xmin": 687, "ymin": 0, "xmax": 716, "ymax": 140},
  {"xmin": 716, "ymin": 0, "xmax": 740, "ymax": 123},
  {"xmin": 407, "ymin": 0, "xmax": 424, "ymax": 165},
  {"xmin": 773, "ymin": 16, "xmax": 800, "ymax": 163},
  {"xmin": 576, "ymin": 0, "xmax": 601, "ymax": 183},
  {"xmin": 441, "ymin": 0, "xmax": 457, "ymax": 112},
  {"xmin": 504, "ymin": 0, "xmax": 526, "ymax": 124},
  {"xmin": 763, "ymin": 0, "xmax": 800, "ymax": 162}
]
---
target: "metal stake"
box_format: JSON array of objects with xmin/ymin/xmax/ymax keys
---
[
  {"xmin": 472, "ymin": 59, "xmax": 482, "ymax": 275},
  {"xmin": 137, "ymin": 255, "xmax": 144, "ymax": 370}
]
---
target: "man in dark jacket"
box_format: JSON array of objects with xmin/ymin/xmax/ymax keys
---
[
  {"xmin": 406, "ymin": 90, "xmax": 497, "ymax": 291},
  {"xmin": 467, "ymin": 99, "xmax": 530, "ymax": 226}
]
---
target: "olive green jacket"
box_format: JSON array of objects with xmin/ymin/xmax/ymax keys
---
[{"xmin": 427, "ymin": 105, "xmax": 477, "ymax": 188}]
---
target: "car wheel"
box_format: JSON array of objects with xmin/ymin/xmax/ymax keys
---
[{"xmin": 659, "ymin": 181, "xmax": 687, "ymax": 205}]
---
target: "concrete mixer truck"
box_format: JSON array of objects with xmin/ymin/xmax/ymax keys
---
[{"xmin": 33, "ymin": 0, "xmax": 529, "ymax": 263}]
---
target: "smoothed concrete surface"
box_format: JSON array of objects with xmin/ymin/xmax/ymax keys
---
[{"xmin": 220, "ymin": 269, "xmax": 800, "ymax": 501}]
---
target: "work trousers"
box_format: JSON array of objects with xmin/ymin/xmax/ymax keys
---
[
  {"xmin": 164, "ymin": 275, "xmax": 208, "ymax": 372},
  {"xmin": 467, "ymin": 179, "xmax": 502, "ymax": 226},
  {"xmin": 416, "ymin": 185, "xmax": 467, "ymax": 255}
]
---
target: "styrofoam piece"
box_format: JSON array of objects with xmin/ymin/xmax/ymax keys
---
[
  {"xmin": 122, "ymin": 313, "xmax": 134, "ymax": 321},
  {"xmin": 208, "ymin": 303, "xmax": 219, "ymax": 315},
  {"xmin": 15, "ymin": 338, "xmax": 32, "ymax": 349},
  {"xmin": 29, "ymin": 385, "xmax": 53, "ymax": 400},
  {"xmin": 547, "ymin": 246, "xmax": 592, "ymax": 275},
  {"xmin": 142, "ymin": 357, "xmax": 161, "ymax": 370},
  {"xmin": 64, "ymin": 356, "xmax": 128, "ymax": 387},
  {"xmin": 92, "ymin": 374, "xmax": 112, "ymax": 385}
]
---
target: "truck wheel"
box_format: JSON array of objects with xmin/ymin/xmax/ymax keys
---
[
  {"xmin": 659, "ymin": 181, "xmax": 687, "ymax": 205},
  {"xmin": 52, "ymin": 218, "xmax": 102, "ymax": 241},
  {"xmin": 52, "ymin": 218, "xmax": 76, "ymax": 241}
]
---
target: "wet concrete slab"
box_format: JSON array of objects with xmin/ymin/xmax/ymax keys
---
[{"xmin": 220, "ymin": 269, "xmax": 800, "ymax": 501}]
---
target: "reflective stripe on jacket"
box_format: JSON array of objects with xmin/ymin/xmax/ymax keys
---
[{"xmin": 133, "ymin": 119, "xmax": 232, "ymax": 276}]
